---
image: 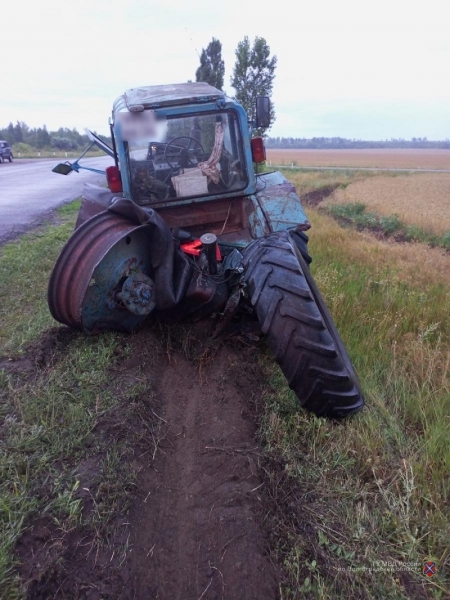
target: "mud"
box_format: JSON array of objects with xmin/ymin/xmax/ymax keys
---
[
  {"xmin": 301, "ymin": 186, "xmax": 338, "ymax": 207},
  {"xmin": 124, "ymin": 326, "xmax": 278, "ymax": 599},
  {"xmin": 0, "ymin": 327, "xmax": 77, "ymax": 376},
  {"xmin": 13, "ymin": 323, "xmax": 280, "ymax": 599}
]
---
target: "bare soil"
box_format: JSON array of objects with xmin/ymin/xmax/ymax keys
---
[
  {"xmin": 14, "ymin": 322, "xmax": 281, "ymax": 599},
  {"xmin": 301, "ymin": 186, "xmax": 337, "ymax": 207},
  {"xmin": 125, "ymin": 326, "xmax": 278, "ymax": 599}
]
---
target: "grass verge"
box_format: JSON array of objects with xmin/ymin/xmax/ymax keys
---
[
  {"xmin": 0, "ymin": 205, "xmax": 137, "ymax": 598},
  {"xmin": 12, "ymin": 147, "xmax": 107, "ymax": 160},
  {"xmin": 258, "ymin": 207, "xmax": 449, "ymax": 598},
  {"xmin": 1, "ymin": 184, "xmax": 449, "ymax": 598},
  {"xmin": 0, "ymin": 200, "xmax": 80, "ymax": 355},
  {"xmin": 324, "ymin": 202, "xmax": 450, "ymax": 250}
]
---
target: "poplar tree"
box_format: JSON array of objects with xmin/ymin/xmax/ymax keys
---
[
  {"xmin": 195, "ymin": 38, "xmax": 225, "ymax": 91},
  {"xmin": 230, "ymin": 36, "xmax": 277, "ymax": 131}
]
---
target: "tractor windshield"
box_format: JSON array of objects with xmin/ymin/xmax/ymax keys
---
[{"xmin": 125, "ymin": 111, "xmax": 248, "ymax": 204}]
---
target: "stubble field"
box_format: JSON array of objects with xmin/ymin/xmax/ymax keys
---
[
  {"xmin": 266, "ymin": 148, "xmax": 450, "ymax": 170},
  {"xmin": 269, "ymin": 149, "xmax": 450, "ymax": 238},
  {"xmin": 324, "ymin": 172, "xmax": 450, "ymax": 235}
]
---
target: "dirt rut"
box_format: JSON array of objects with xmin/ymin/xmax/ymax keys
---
[{"xmin": 126, "ymin": 329, "xmax": 278, "ymax": 599}]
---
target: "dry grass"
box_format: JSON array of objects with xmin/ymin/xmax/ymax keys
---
[
  {"xmin": 323, "ymin": 173, "xmax": 450, "ymax": 236},
  {"xmin": 276, "ymin": 168, "xmax": 375, "ymax": 195},
  {"xmin": 307, "ymin": 209, "xmax": 450, "ymax": 289},
  {"xmin": 261, "ymin": 200, "xmax": 450, "ymax": 598},
  {"xmin": 267, "ymin": 148, "xmax": 450, "ymax": 170}
]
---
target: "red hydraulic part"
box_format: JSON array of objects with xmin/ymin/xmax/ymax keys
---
[{"xmin": 181, "ymin": 239, "xmax": 222, "ymax": 260}]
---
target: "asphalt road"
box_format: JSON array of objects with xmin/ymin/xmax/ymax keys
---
[{"xmin": 0, "ymin": 156, "xmax": 114, "ymax": 243}]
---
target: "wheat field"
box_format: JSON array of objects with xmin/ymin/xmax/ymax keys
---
[
  {"xmin": 323, "ymin": 173, "xmax": 450, "ymax": 235},
  {"xmin": 267, "ymin": 148, "xmax": 450, "ymax": 170}
]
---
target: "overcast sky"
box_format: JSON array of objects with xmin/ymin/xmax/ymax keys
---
[{"xmin": 1, "ymin": 0, "xmax": 449, "ymax": 140}]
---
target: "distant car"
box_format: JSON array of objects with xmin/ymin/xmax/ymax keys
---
[{"xmin": 0, "ymin": 141, "xmax": 13, "ymax": 163}]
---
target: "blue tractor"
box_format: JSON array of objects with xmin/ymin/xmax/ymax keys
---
[{"xmin": 49, "ymin": 82, "xmax": 364, "ymax": 418}]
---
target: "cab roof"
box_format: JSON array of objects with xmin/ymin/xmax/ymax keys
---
[{"xmin": 123, "ymin": 83, "xmax": 225, "ymax": 110}]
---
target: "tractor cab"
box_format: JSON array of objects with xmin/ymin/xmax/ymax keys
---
[
  {"xmin": 111, "ymin": 83, "xmax": 262, "ymax": 207},
  {"xmin": 113, "ymin": 84, "xmax": 253, "ymax": 205}
]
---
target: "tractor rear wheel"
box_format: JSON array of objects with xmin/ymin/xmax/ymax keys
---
[
  {"xmin": 48, "ymin": 211, "xmax": 155, "ymax": 334},
  {"xmin": 242, "ymin": 231, "xmax": 364, "ymax": 418}
]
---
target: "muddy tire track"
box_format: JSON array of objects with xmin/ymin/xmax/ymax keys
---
[{"xmin": 127, "ymin": 329, "xmax": 278, "ymax": 599}]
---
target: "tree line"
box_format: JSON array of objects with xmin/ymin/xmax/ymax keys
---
[
  {"xmin": 3, "ymin": 122, "xmax": 448, "ymax": 151},
  {"xmin": 0, "ymin": 122, "xmax": 111, "ymax": 151},
  {"xmin": 265, "ymin": 137, "xmax": 450, "ymax": 149}
]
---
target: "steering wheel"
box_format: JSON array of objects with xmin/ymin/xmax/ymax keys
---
[
  {"xmin": 164, "ymin": 136, "xmax": 205, "ymax": 170},
  {"xmin": 130, "ymin": 164, "xmax": 170, "ymax": 204}
]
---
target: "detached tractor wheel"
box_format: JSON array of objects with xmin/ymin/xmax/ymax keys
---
[
  {"xmin": 242, "ymin": 231, "xmax": 364, "ymax": 418},
  {"xmin": 48, "ymin": 211, "xmax": 156, "ymax": 334}
]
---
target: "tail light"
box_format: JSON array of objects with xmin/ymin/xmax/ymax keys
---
[
  {"xmin": 106, "ymin": 165, "xmax": 122, "ymax": 193},
  {"xmin": 251, "ymin": 137, "xmax": 266, "ymax": 163}
]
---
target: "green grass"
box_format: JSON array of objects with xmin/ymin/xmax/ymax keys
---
[
  {"xmin": 0, "ymin": 331, "xmax": 135, "ymax": 597},
  {"xmin": 325, "ymin": 202, "xmax": 450, "ymax": 249},
  {"xmin": 258, "ymin": 207, "xmax": 450, "ymax": 598},
  {"xmin": 278, "ymin": 167, "xmax": 450, "ymax": 250},
  {"xmin": 0, "ymin": 201, "xmax": 80, "ymax": 354},
  {"xmin": 0, "ymin": 204, "xmax": 136, "ymax": 597},
  {"xmin": 12, "ymin": 144, "xmax": 106, "ymax": 160}
]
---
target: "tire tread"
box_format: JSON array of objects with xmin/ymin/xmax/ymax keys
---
[{"xmin": 242, "ymin": 231, "xmax": 364, "ymax": 418}]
